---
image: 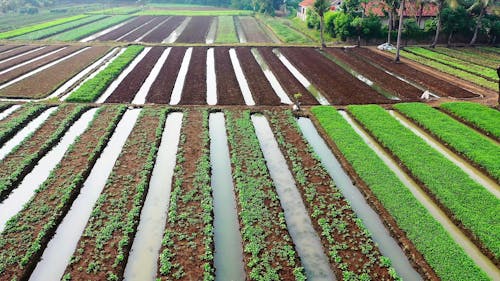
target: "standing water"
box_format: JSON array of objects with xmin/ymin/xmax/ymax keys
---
[
  {"xmin": 209, "ymin": 113, "xmax": 245, "ymax": 281},
  {"xmin": 206, "ymin": 48, "xmax": 217, "ymax": 105},
  {"xmin": 298, "ymin": 116, "xmax": 422, "ymax": 281},
  {"xmin": 0, "ymin": 108, "xmax": 98, "ymax": 231},
  {"xmin": 0, "ymin": 104, "xmax": 21, "ymax": 121},
  {"xmin": 132, "ymin": 48, "xmax": 171, "ymax": 104},
  {"xmin": 169, "ymin": 48, "xmax": 192, "ymax": 105},
  {"xmin": 251, "ymin": 48, "xmax": 292, "ymax": 104},
  {"xmin": 28, "ymin": 109, "xmax": 141, "ymax": 281},
  {"xmin": 229, "ymin": 48, "xmax": 255, "ymax": 106},
  {"xmin": 251, "ymin": 115, "xmax": 335, "ymax": 281},
  {"xmin": 123, "ymin": 112, "xmax": 183, "ymax": 281}
]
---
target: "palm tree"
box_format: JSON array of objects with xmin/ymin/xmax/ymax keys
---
[
  {"xmin": 395, "ymin": 0, "xmax": 405, "ymax": 61},
  {"xmin": 313, "ymin": 0, "xmax": 331, "ymax": 49},
  {"xmin": 469, "ymin": 0, "xmax": 491, "ymax": 46},
  {"xmin": 430, "ymin": 0, "xmax": 457, "ymax": 48}
]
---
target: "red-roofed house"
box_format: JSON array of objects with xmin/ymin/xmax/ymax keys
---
[{"xmin": 297, "ymin": 0, "xmax": 340, "ymax": 21}]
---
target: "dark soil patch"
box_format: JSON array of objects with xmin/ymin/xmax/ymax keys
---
[
  {"xmin": 179, "ymin": 47, "xmax": 207, "ymax": 105},
  {"xmin": 119, "ymin": 16, "xmax": 167, "ymax": 42},
  {"xmin": 280, "ymin": 47, "xmax": 391, "ymax": 105},
  {"xmin": 0, "ymin": 45, "xmax": 38, "ymax": 61},
  {"xmin": 142, "ymin": 16, "xmax": 185, "ymax": 43},
  {"xmin": 176, "ymin": 16, "xmax": 213, "ymax": 43},
  {"xmin": 214, "ymin": 47, "xmax": 245, "ymax": 105},
  {"xmin": 146, "ymin": 47, "xmax": 187, "ymax": 104},
  {"xmin": 239, "ymin": 16, "xmax": 272, "ymax": 43},
  {"xmin": 94, "ymin": 16, "xmax": 153, "ymax": 41},
  {"xmin": 0, "ymin": 45, "xmax": 62, "ymax": 72},
  {"xmin": 106, "ymin": 46, "xmax": 165, "ymax": 103},
  {"xmin": 0, "ymin": 45, "xmax": 22, "ymax": 54}
]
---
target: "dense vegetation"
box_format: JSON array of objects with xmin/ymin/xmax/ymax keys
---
[{"xmin": 440, "ymin": 102, "xmax": 500, "ymax": 139}]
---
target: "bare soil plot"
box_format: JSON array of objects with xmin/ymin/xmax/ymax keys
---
[
  {"xmin": 258, "ymin": 47, "xmax": 318, "ymax": 105},
  {"xmin": 94, "ymin": 16, "xmax": 153, "ymax": 41},
  {"xmin": 0, "ymin": 45, "xmax": 38, "ymax": 61},
  {"xmin": 236, "ymin": 47, "xmax": 281, "ymax": 105},
  {"xmin": 352, "ymin": 48, "xmax": 478, "ymax": 99},
  {"xmin": 146, "ymin": 47, "xmax": 187, "ymax": 104},
  {"xmin": 118, "ymin": 16, "xmax": 167, "ymax": 42},
  {"xmin": 325, "ymin": 48, "xmax": 422, "ymax": 101},
  {"xmin": 141, "ymin": 16, "xmax": 185, "ymax": 43},
  {"xmin": 0, "ymin": 45, "xmax": 63, "ymax": 72},
  {"xmin": 214, "ymin": 47, "xmax": 245, "ymax": 105},
  {"xmin": 179, "ymin": 47, "xmax": 207, "ymax": 105},
  {"xmin": 238, "ymin": 16, "xmax": 272, "ymax": 43},
  {"xmin": 0, "ymin": 45, "xmax": 21, "ymax": 54},
  {"xmin": 106, "ymin": 47, "xmax": 165, "ymax": 103},
  {"xmin": 280, "ymin": 47, "xmax": 391, "ymax": 105},
  {"xmin": 0, "ymin": 46, "xmax": 110, "ymax": 99},
  {"xmin": 176, "ymin": 16, "xmax": 213, "ymax": 43}
]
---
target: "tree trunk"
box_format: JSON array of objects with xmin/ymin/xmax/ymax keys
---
[
  {"xmin": 417, "ymin": 3, "xmax": 423, "ymax": 26},
  {"xmin": 320, "ymin": 15, "xmax": 326, "ymax": 49},
  {"xmin": 447, "ymin": 30, "xmax": 453, "ymax": 47},
  {"xmin": 395, "ymin": 0, "xmax": 405, "ymax": 62},
  {"xmin": 388, "ymin": 11, "xmax": 392, "ymax": 44},
  {"xmin": 430, "ymin": 1, "xmax": 443, "ymax": 48},
  {"xmin": 469, "ymin": 6, "xmax": 486, "ymax": 46}
]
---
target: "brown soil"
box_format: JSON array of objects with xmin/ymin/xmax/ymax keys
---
[
  {"xmin": 0, "ymin": 45, "xmax": 62, "ymax": 72},
  {"xmin": 353, "ymin": 47, "xmax": 478, "ymax": 99},
  {"xmin": 142, "ymin": 16, "xmax": 185, "ymax": 43},
  {"xmin": 95, "ymin": 16, "xmax": 153, "ymax": 41},
  {"xmin": 280, "ymin": 47, "xmax": 392, "ymax": 105},
  {"xmin": 106, "ymin": 46, "xmax": 165, "ymax": 103},
  {"xmin": 176, "ymin": 16, "xmax": 213, "ymax": 43},
  {"xmin": 0, "ymin": 45, "xmax": 81, "ymax": 85},
  {"xmin": 258, "ymin": 47, "xmax": 318, "ymax": 105},
  {"xmin": 146, "ymin": 47, "xmax": 187, "ymax": 104},
  {"xmin": 239, "ymin": 16, "xmax": 272, "ymax": 43},
  {"xmin": 0, "ymin": 104, "xmax": 49, "ymax": 147},
  {"xmin": 65, "ymin": 108, "xmax": 163, "ymax": 280},
  {"xmin": 0, "ymin": 46, "xmax": 110, "ymax": 99},
  {"xmin": 0, "ymin": 45, "xmax": 21, "ymax": 54},
  {"xmin": 0, "ymin": 45, "xmax": 38, "ymax": 61},
  {"xmin": 179, "ymin": 47, "xmax": 207, "ymax": 105},
  {"xmin": 326, "ymin": 48, "xmax": 422, "ymax": 101},
  {"xmin": 236, "ymin": 47, "xmax": 281, "ymax": 105},
  {"xmin": 0, "ymin": 106, "xmax": 124, "ymax": 281},
  {"xmin": 118, "ymin": 16, "xmax": 167, "ymax": 42},
  {"xmin": 214, "ymin": 47, "xmax": 245, "ymax": 105}
]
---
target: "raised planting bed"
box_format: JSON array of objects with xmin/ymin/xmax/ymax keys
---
[
  {"xmin": 347, "ymin": 105, "xmax": 500, "ymax": 263},
  {"xmin": 0, "ymin": 45, "xmax": 40, "ymax": 62},
  {"xmin": 142, "ymin": 16, "xmax": 185, "ymax": 43},
  {"xmin": 215, "ymin": 16, "xmax": 238, "ymax": 43},
  {"xmin": 0, "ymin": 105, "xmax": 126, "ymax": 281},
  {"xmin": 0, "ymin": 45, "xmax": 23, "ymax": 53},
  {"xmin": 431, "ymin": 47, "xmax": 499, "ymax": 69},
  {"xmin": 118, "ymin": 16, "xmax": 167, "ymax": 42},
  {"xmin": 0, "ymin": 103, "xmax": 49, "ymax": 147},
  {"xmin": 176, "ymin": 16, "xmax": 213, "ymax": 43},
  {"xmin": 214, "ymin": 47, "xmax": 245, "ymax": 105},
  {"xmin": 0, "ymin": 45, "xmax": 64, "ymax": 72},
  {"xmin": 280, "ymin": 47, "xmax": 391, "ymax": 105},
  {"xmin": 0, "ymin": 46, "xmax": 111, "ymax": 99},
  {"xmin": 238, "ymin": 16, "xmax": 272, "ymax": 43},
  {"xmin": 179, "ymin": 47, "xmax": 208, "ymax": 105},
  {"xmin": 258, "ymin": 16, "xmax": 311, "ymax": 44},
  {"xmin": 94, "ymin": 16, "xmax": 153, "ymax": 41},
  {"xmin": 224, "ymin": 110, "xmax": 306, "ymax": 280},
  {"xmin": 49, "ymin": 15, "xmax": 133, "ymax": 41},
  {"xmin": 64, "ymin": 107, "xmax": 166, "ymax": 280},
  {"xmin": 0, "ymin": 15, "xmax": 88, "ymax": 39},
  {"xmin": 311, "ymin": 106, "xmax": 489, "ymax": 281},
  {"xmin": 157, "ymin": 110, "xmax": 214, "ymax": 280}
]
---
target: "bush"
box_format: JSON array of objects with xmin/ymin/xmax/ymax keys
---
[
  {"xmin": 324, "ymin": 11, "xmax": 338, "ymax": 37},
  {"xmin": 306, "ymin": 8, "xmax": 320, "ymax": 29}
]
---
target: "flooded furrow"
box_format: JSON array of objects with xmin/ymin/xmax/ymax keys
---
[
  {"xmin": 252, "ymin": 114, "xmax": 335, "ymax": 281},
  {"xmin": 0, "ymin": 46, "xmax": 46, "ymax": 65},
  {"xmin": 96, "ymin": 47, "xmax": 151, "ymax": 103},
  {"xmin": 339, "ymin": 111, "xmax": 500, "ymax": 280},
  {"xmin": 132, "ymin": 48, "xmax": 171, "ymax": 104},
  {"xmin": 135, "ymin": 17, "xmax": 171, "ymax": 42},
  {"xmin": 272, "ymin": 49, "xmax": 329, "ymax": 105},
  {"xmin": 389, "ymin": 110, "xmax": 500, "ymax": 198},
  {"xmin": 229, "ymin": 48, "xmax": 255, "ymax": 106},
  {"xmin": 206, "ymin": 18, "xmax": 218, "ymax": 44},
  {"xmin": 298, "ymin": 116, "xmax": 422, "ymax": 281},
  {"xmin": 234, "ymin": 17, "xmax": 247, "ymax": 43},
  {"xmin": 28, "ymin": 109, "xmax": 141, "ymax": 281},
  {"xmin": 0, "ymin": 46, "xmax": 66, "ymax": 76},
  {"xmin": 123, "ymin": 112, "xmax": 183, "ymax": 281},
  {"xmin": 207, "ymin": 48, "xmax": 217, "ymax": 105},
  {"xmin": 251, "ymin": 48, "xmax": 292, "ymax": 104},
  {"xmin": 163, "ymin": 17, "xmax": 191, "ymax": 43},
  {"xmin": 210, "ymin": 113, "xmax": 245, "ymax": 281},
  {"xmin": 0, "ymin": 104, "xmax": 21, "ymax": 121},
  {"xmin": 0, "ymin": 108, "xmax": 98, "ymax": 231},
  {"xmin": 169, "ymin": 47, "xmax": 192, "ymax": 105},
  {"xmin": 0, "ymin": 107, "xmax": 55, "ymax": 161}
]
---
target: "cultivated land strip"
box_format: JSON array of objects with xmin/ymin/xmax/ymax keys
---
[
  {"xmin": 142, "ymin": 16, "xmax": 185, "ymax": 43},
  {"xmin": 179, "ymin": 47, "xmax": 208, "ymax": 105},
  {"xmin": 175, "ymin": 16, "xmax": 212, "ymax": 43},
  {"xmin": 0, "ymin": 103, "xmax": 48, "ymax": 147},
  {"xmin": 431, "ymin": 47, "xmax": 499, "ymax": 69},
  {"xmin": 0, "ymin": 45, "xmax": 39, "ymax": 62},
  {"xmin": 0, "ymin": 105, "xmax": 125, "ymax": 281},
  {"xmin": 0, "ymin": 15, "xmax": 88, "ymax": 39},
  {"xmin": 239, "ymin": 16, "xmax": 272, "ymax": 43},
  {"xmin": 119, "ymin": 17, "xmax": 166, "ymax": 42},
  {"xmin": 94, "ymin": 16, "xmax": 151, "ymax": 41},
  {"xmin": 214, "ymin": 47, "xmax": 245, "ymax": 105},
  {"xmin": 0, "ymin": 45, "xmax": 61, "ymax": 72},
  {"xmin": 0, "ymin": 45, "xmax": 22, "ymax": 53},
  {"xmin": 50, "ymin": 15, "xmax": 133, "ymax": 42}
]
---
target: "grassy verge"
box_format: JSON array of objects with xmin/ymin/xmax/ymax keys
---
[
  {"xmin": 311, "ymin": 106, "xmax": 489, "ymax": 281},
  {"xmin": 256, "ymin": 15, "xmax": 312, "ymax": 44},
  {"xmin": 0, "ymin": 14, "xmax": 88, "ymax": 39},
  {"xmin": 215, "ymin": 16, "xmax": 238, "ymax": 43},
  {"xmin": 50, "ymin": 15, "xmax": 133, "ymax": 41},
  {"xmin": 440, "ymin": 102, "xmax": 500, "ymax": 140}
]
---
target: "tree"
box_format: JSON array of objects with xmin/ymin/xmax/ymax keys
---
[
  {"xmin": 441, "ymin": 5, "xmax": 471, "ymax": 46},
  {"xmin": 468, "ymin": 0, "xmax": 491, "ymax": 45},
  {"xmin": 313, "ymin": 0, "xmax": 331, "ymax": 48},
  {"xmin": 383, "ymin": 0, "xmax": 399, "ymax": 44},
  {"xmin": 430, "ymin": 0, "xmax": 458, "ymax": 48},
  {"xmin": 395, "ymin": 0, "xmax": 405, "ymax": 61}
]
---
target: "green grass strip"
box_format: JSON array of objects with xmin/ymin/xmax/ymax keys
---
[
  {"xmin": 215, "ymin": 16, "xmax": 238, "ymax": 43},
  {"xmin": 440, "ymin": 102, "xmax": 500, "ymax": 140},
  {"xmin": 66, "ymin": 45, "xmax": 144, "ymax": 103},
  {"xmin": 432, "ymin": 47, "xmax": 499, "ymax": 69},
  {"xmin": 478, "ymin": 46, "xmax": 500, "ymax": 54},
  {"xmin": 347, "ymin": 104, "xmax": 500, "ymax": 260},
  {"xmin": 395, "ymin": 103, "xmax": 500, "ymax": 181},
  {"xmin": 49, "ymin": 15, "xmax": 132, "ymax": 41},
  {"xmin": 135, "ymin": 10, "xmax": 253, "ymax": 16},
  {"xmin": 311, "ymin": 106, "xmax": 489, "ymax": 281},
  {"xmin": 258, "ymin": 15, "xmax": 312, "ymax": 44},
  {"xmin": 0, "ymin": 14, "xmax": 88, "ymax": 39}
]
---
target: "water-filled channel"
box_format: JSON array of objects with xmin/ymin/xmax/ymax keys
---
[
  {"xmin": 229, "ymin": 48, "xmax": 255, "ymax": 106},
  {"xmin": 132, "ymin": 48, "xmax": 171, "ymax": 104}
]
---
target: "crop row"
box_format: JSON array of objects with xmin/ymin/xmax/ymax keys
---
[
  {"xmin": 347, "ymin": 105, "xmax": 500, "ymax": 261},
  {"xmin": 267, "ymin": 110, "xmax": 395, "ymax": 280},
  {"xmin": 0, "ymin": 104, "xmax": 89, "ymax": 200},
  {"xmin": 225, "ymin": 110, "xmax": 305, "ymax": 280},
  {"xmin": 0, "ymin": 14, "xmax": 88, "ymax": 39},
  {"xmin": 439, "ymin": 102, "xmax": 500, "ymax": 140},
  {"xmin": 0, "ymin": 103, "xmax": 49, "ymax": 147},
  {"xmin": 0, "ymin": 103, "xmax": 13, "ymax": 113},
  {"xmin": 66, "ymin": 45, "xmax": 144, "ymax": 102},
  {"xmin": 64, "ymin": 107, "xmax": 165, "ymax": 280},
  {"xmin": 311, "ymin": 106, "xmax": 488, "ymax": 281},
  {"xmin": 432, "ymin": 47, "xmax": 499, "ymax": 69},
  {"xmin": 478, "ymin": 46, "xmax": 500, "ymax": 54},
  {"xmin": 158, "ymin": 110, "xmax": 214, "ymax": 280},
  {"xmin": 394, "ymin": 103, "xmax": 500, "ymax": 181},
  {"xmin": 50, "ymin": 15, "xmax": 133, "ymax": 41},
  {"xmin": 0, "ymin": 105, "xmax": 126, "ymax": 280},
  {"xmin": 257, "ymin": 15, "xmax": 311, "ymax": 44},
  {"xmin": 215, "ymin": 16, "xmax": 238, "ymax": 43}
]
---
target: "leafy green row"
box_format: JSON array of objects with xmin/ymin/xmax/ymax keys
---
[
  {"xmin": 311, "ymin": 106, "xmax": 488, "ymax": 281},
  {"xmin": 0, "ymin": 104, "xmax": 89, "ymax": 201},
  {"xmin": 50, "ymin": 15, "xmax": 132, "ymax": 41},
  {"xmin": 432, "ymin": 47, "xmax": 499, "ymax": 69},
  {"xmin": 257, "ymin": 15, "xmax": 312, "ymax": 44},
  {"xmin": 88, "ymin": 7, "xmax": 142, "ymax": 15},
  {"xmin": 440, "ymin": 102, "xmax": 500, "ymax": 140},
  {"xmin": 0, "ymin": 103, "xmax": 48, "ymax": 147},
  {"xmin": 395, "ymin": 103, "xmax": 500, "ymax": 181},
  {"xmin": 14, "ymin": 15, "xmax": 107, "ymax": 40},
  {"xmin": 405, "ymin": 47, "xmax": 497, "ymax": 81},
  {"xmin": 66, "ymin": 45, "xmax": 144, "ymax": 102},
  {"xmin": 215, "ymin": 16, "xmax": 238, "ymax": 43},
  {"xmin": 0, "ymin": 105, "xmax": 126, "ymax": 280},
  {"xmin": 225, "ymin": 110, "xmax": 305, "ymax": 280},
  {"xmin": 347, "ymin": 105, "xmax": 500, "ymax": 260},
  {"xmin": 0, "ymin": 14, "xmax": 88, "ymax": 39}
]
